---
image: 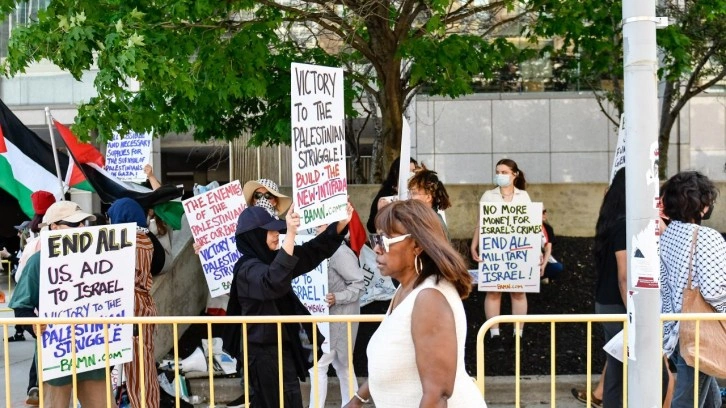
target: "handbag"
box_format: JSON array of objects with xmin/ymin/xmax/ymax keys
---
[{"xmin": 678, "ymin": 226, "xmax": 726, "ymax": 378}]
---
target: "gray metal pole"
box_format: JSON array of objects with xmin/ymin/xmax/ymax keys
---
[
  {"xmin": 44, "ymin": 107, "xmax": 67, "ymax": 200},
  {"xmin": 623, "ymin": 0, "xmax": 662, "ymax": 407}
]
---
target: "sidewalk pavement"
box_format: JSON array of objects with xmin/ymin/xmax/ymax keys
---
[{"xmin": 0, "ymin": 307, "xmax": 35, "ymax": 407}]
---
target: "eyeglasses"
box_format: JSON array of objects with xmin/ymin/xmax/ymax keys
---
[
  {"xmin": 369, "ymin": 233, "xmax": 411, "ymax": 253},
  {"xmin": 253, "ymin": 191, "xmax": 275, "ymax": 200}
]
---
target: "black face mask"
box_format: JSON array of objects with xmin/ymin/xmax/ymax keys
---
[{"xmin": 702, "ymin": 205, "xmax": 714, "ymax": 221}]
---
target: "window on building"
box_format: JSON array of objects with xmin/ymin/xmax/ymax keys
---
[{"xmin": 1, "ymin": 0, "xmax": 51, "ymax": 58}]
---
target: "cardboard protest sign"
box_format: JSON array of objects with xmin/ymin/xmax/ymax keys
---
[
  {"xmin": 477, "ymin": 202, "xmax": 543, "ymax": 293},
  {"xmin": 291, "ymin": 62, "xmax": 348, "ymax": 230},
  {"xmin": 105, "ymin": 131, "xmax": 153, "ymax": 183},
  {"xmin": 183, "ymin": 181, "xmax": 245, "ymax": 297},
  {"xmin": 358, "ymin": 245, "xmax": 396, "ymax": 307},
  {"xmin": 39, "ymin": 223, "xmax": 136, "ymax": 381},
  {"xmin": 284, "ymin": 234, "xmax": 330, "ymax": 353},
  {"xmin": 610, "ymin": 115, "xmax": 625, "ymax": 184}
]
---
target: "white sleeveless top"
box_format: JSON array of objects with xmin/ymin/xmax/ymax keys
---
[{"xmin": 367, "ymin": 275, "xmax": 487, "ymax": 407}]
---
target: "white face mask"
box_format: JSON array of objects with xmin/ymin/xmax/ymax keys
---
[{"xmin": 494, "ymin": 174, "xmax": 511, "ymax": 187}]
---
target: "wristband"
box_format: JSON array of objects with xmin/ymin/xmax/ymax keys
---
[{"xmin": 354, "ymin": 391, "xmax": 369, "ymax": 404}]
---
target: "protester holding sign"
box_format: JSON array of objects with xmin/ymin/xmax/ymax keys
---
[
  {"xmin": 226, "ymin": 202, "xmax": 353, "ymax": 408},
  {"xmin": 107, "ymin": 198, "xmax": 160, "ymax": 408},
  {"xmin": 309, "ymin": 224, "xmax": 365, "ymax": 408},
  {"xmin": 347, "ymin": 200, "xmax": 485, "ymax": 408},
  {"xmin": 243, "ymin": 178, "xmax": 293, "ymax": 217},
  {"xmin": 8, "ymin": 202, "xmax": 116, "ymax": 408},
  {"xmin": 470, "ymin": 158, "xmax": 531, "ymax": 350}
]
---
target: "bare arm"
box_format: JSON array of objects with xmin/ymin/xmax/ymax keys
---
[
  {"xmin": 413, "ymin": 288, "xmax": 457, "ymax": 408},
  {"xmin": 144, "ymin": 164, "xmax": 162, "ymax": 190},
  {"xmin": 616, "ymin": 250, "xmax": 627, "ymax": 305},
  {"xmin": 470, "ymin": 227, "xmax": 481, "ymax": 262}
]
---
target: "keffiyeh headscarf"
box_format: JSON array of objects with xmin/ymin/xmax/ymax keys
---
[{"xmin": 255, "ymin": 180, "xmax": 278, "ymax": 216}]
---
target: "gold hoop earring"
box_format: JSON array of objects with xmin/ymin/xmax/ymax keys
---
[{"xmin": 415, "ymin": 254, "xmax": 422, "ymax": 276}]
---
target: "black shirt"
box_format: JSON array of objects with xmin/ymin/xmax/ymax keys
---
[{"xmin": 595, "ymin": 218, "xmax": 626, "ymax": 306}]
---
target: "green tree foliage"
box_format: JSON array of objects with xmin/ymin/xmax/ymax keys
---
[
  {"xmin": 528, "ymin": 0, "xmax": 725, "ymax": 178},
  {"xmin": 1, "ymin": 0, "xmax": 527, "ymax": 181}
]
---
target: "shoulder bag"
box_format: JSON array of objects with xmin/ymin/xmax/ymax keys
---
[{"xmin": 678, "ymin": 226, "xmax": 726, "ymax": 378}]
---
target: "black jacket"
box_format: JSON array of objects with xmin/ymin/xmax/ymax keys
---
[{"xmin": 225, "ymin": 222, "xmax": 347, "ymax": 379}]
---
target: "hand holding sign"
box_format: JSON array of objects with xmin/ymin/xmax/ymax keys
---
[
  {"xmin": 286, "ymin": 202, "xmax": 300, "ymax": 236},
  {"xmin": 336, "ymin": 201, "xmax": 354, "ymax": 235}
]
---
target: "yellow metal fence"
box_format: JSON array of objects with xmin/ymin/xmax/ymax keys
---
[{"xmin": 0, "ymin": 312, "xmax": 722, "ymax": 407}]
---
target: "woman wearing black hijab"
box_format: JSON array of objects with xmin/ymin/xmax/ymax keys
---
[{"xmin": 228, "ymin": 202, "xmax": 353, "ymax": 408}]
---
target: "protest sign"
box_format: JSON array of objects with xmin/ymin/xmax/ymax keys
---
[
  {"xmin": 358, "ymin": 245, "xmax": 396, "ymax": 307},
  {"xmin": 610, "ymin": 114, "xmax": 625, "ymax": 184},
  {"xmin": 477, "ymin": 202, "xmax": 543, "ymax": 293},
  {"xmin": 39, "ymin": 223, "xmax": 136, "ymax": 381},
  {"xmin": 104, "ymin": 130, "xmax": 153, "ymax": 183},
  {"xmin": 291, "ymin": 62, "xmax": 348, "ymax": 230},
  {"xmin": 183, "ymin": 181, "xmax": 245, "ymax": 297},
  {"xmin": 284, "ymin": 234, "xmax": 330, "ymax": 352}
]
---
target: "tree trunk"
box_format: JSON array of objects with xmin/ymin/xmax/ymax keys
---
[
  {"xmin": 380, "ymin": 65, "xmax": 404, "ymax": 174},
  {"xmin": 367, "ymin": 91, "xmax": 384, "ymax": 184},
  {"xmin": 345, "ymin": 119, "xmax": 366, "ymax": 184}
]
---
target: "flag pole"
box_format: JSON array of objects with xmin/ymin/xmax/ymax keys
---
[{"xmin": 44, "ymin": 107, "xmax": 66, "ymax": 200}]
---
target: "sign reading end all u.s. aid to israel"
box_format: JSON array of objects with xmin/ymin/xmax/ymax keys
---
[
  {"xmin": 183, "ymin": 180, "xmax": 246, "ymax": 297},
  {"xmin": 477, "ymin": 202, "xmax": 543, "ymax": 293},
  {"xmin": 38, "ymin": 223, "xmax": 136, "ymax": 381},
  {"xmin": 290, "ymin": 62, "xmax": 348, "ymax": 230}
]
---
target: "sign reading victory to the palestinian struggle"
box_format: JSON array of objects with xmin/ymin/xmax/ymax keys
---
[
  {"xmin": 183, "ymin": 181, "xmax": 245, "ymax": 297},
  {"xmin": 291, "ymin": 62, "xmax": 348, "ymax": 230},
  {"xmin": 477, "ymin": 202, "xmax": 543, "ymax": 293},
  {"xmin": 39, "ymin": 224, "xmax": 136, "ymax": 381},
  {"xmin": 104, "ymin": 130, "xmax": 153, "ymax": 183}
]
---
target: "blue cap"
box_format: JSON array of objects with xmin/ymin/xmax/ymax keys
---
[{"xmin": 236, "ymin": 206, "xmax": 287, "ymax": 235}]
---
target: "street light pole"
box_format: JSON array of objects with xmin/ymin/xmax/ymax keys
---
[{"xmin": 623, "ymin": 0, "xmax": 662, "ymax": 407}]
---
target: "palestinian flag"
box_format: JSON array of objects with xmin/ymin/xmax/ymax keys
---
[
  {"xmin": 53, "ymin": 120, "xmax": 185, "ymax": 229},
  {"xmin": 0, "ymin": 99, "xmax": 92, "ymax": 217}
]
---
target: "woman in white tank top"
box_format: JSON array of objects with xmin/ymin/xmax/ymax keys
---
[{"xmin": 344, "ymin": 200, "xmax": 486, "ymax": 408}]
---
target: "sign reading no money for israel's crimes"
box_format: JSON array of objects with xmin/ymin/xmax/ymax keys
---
[
  {"xmin": 478, "ymin": 202, "xmax": 543, "ymax": 293},
  {"xmin": 39, "ymin": 223, "xmax": 136, "ymax": 381},
  {"xmin": 183, "ymin": 180, "xmax": 246, "ymax": 297},
  {"xmin": 290, "ymin": 62, "xmax": 348, "ymax": 230}
]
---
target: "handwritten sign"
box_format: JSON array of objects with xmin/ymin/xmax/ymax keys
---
[
  {"xmin": 358, "ymin": 245, "xmax": 396, "ymax": 307},
  {"xmin": 610, "ymin": 114, "xmax": 625, "ymax": 184},
  {"xmin": 105, "ymin": 131, "xmax": 153, "ymax": 183},
  {"xmin": 183, "ymin": 181, "xmax": 245, "ymax": 297},
  {"xmin": 284, "ymin": 234, "xmax": 330, "ymax": 352},
  {"xmin": 291, "ymin": 62, "xmax": 348, "ymax": 230},
  {"xmin": 39, "ymin": 223, "xmax": 136, "ymax": 381},
  {"xmin": 478, "ymin": 202, "xmax": 543, "ymax": 293}
]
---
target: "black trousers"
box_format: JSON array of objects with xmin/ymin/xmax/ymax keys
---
[{"xmin": 248, "ymin": 344, "xmax": 303, "ymax": 408}]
